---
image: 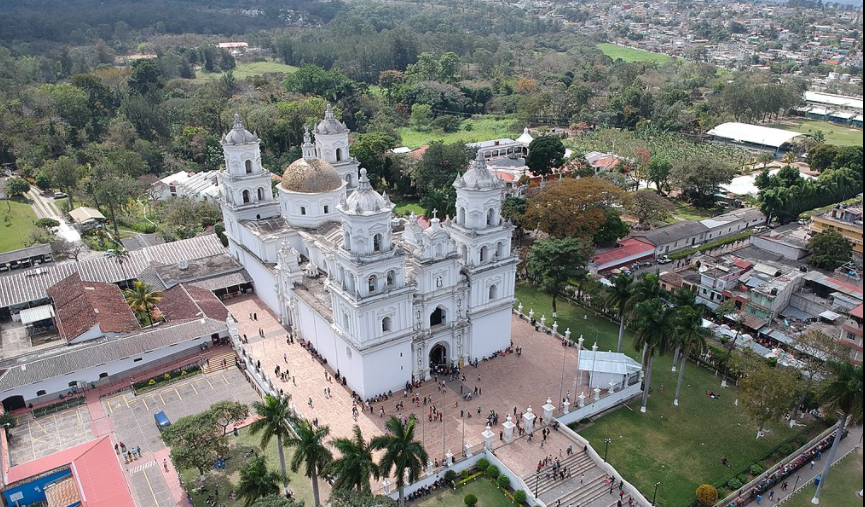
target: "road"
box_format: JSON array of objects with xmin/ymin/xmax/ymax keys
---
[{"xmin": 26, "ymin": 188, "xmax": 81, "ymax": 243}]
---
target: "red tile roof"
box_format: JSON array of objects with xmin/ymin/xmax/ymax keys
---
[
  {"xmin": 6, "ymin": 436, "xmax": 134, "ymax": 507},
  {"xmin": 850, "ymin": 304, "xmax": 863, "ymax": 320},
  {"xmin": 48, "ymin": 273, "xmax": 139, "ymax": 342},
  {"xmin": 410, "ymin": 145, "xmax": 429, "ymax": 159},
  {"xmin": 591, "ymin": 239, "xmax": 655, "ymax": 269},
  {"xmin": 158, "ymin": 284, "xmax": 229, "ymax": 322}
]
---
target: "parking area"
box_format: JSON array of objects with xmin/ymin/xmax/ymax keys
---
[{"xmin": 7, "ymin": 405, "xmax": 93, "ymax": 467}]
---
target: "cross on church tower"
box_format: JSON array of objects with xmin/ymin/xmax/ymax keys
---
[{"xmin": 431, "ymin": 209, "xmax": 438, "ymax": 219}]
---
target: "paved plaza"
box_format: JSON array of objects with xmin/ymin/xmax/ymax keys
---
[
  {"xmin": 7, "ymin": 404, "xmax": 94, "ymax": 466},
  {"xmin": 228, "ymin": 294, "xmax": 612, "ymax": 500}
]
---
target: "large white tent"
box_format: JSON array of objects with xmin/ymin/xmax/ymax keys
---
[{"xmin": 707, "ymin": 122, "xmax": 807, "ymax": 149}]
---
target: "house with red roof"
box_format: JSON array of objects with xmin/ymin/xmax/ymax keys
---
[{"xmin": 589, "ymin": 239, "xmax": 655, "ymax": 273}]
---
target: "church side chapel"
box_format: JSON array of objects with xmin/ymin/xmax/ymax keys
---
[{"xmin": 219, "ymin": 106, "xmax": 518, "ymax": 398}]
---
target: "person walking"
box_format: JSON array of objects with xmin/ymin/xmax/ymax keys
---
[{"xmin": 163, "ymin": 458, "xmax": 168, "ymax": 472}]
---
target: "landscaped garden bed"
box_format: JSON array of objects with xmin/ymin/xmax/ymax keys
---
[{"xmin": 132, "ymin": 364, "xmax": 201, "ymax": 393}]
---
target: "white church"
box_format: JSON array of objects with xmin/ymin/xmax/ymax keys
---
[{"xmin": 218, "ymin": 107, "xmax": 518, "ymax": 398}]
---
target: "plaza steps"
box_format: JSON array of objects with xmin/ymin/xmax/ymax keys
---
[
  {"xmin": 550, "ymin": 475, "xmax": 618, "ymax": 507},
  {"xmin": 524, "ymin": 452, "xmax": 596, "ymax": 498},
  {"xmin": 201, "ymin": 351, "xmax": 237, "ymax": 375}
]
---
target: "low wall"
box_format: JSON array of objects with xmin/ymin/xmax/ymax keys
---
[{"xmin": 555, "ymin": 381, "xmax": 642, "ymax": 426}]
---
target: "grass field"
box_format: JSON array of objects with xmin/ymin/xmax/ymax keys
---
[
  {"xmin": 597, "ymin": 43, "xmax": 672, "ymax": 64},
  {"xmin": 416, "ymin": 478, "xmax": 514, "ymax": 507},
  {"xmin": 768, "ymin": 119, "xmax": 863, "ymax": 147},
  {"xmin": 396, "ymin": 116, "xmax": 520, "ymax": 149},
  {"xmin": 785, "ymin": 449, "xmax": 863, "ymax": 507},
  {"xmin": 178, "ymin": 426, "xmax": 322, "ymax": 507},
  {"xmin": 392, "ymin": 197, "xmax": 426, "ymax": 217},
  {"xmin": 192, "ymin": 60, "xmax": 298, "ymax": 83},
  {"xmin": 514, "ymin": 283, "xmax": 814, "ymax": 507},
  {"xmin": 0, "ymin": 199, "xmax": 39, "ymax": 253}
]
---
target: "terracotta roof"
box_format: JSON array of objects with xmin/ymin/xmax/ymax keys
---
[
  {"xmin": 409, "ymin": 145, "xmax": 429, "ymax": 159},
  {"xmin": 6, "ymin": 437, "xmax": 135, "ymax": 507},
  {"xmin": 158, "ymin": 284, "xmax": 229, "ymax": 322},
  {"xmin": 48, "ymin": 273, "xmax": 139, "ymax": 342},
  {"xmin": 591, "ymin": 239, "xmax": 655, "ymax": 269},
  {"xmin": 850, "ymin": 304, "xmax": 863, "ymax": 319}
]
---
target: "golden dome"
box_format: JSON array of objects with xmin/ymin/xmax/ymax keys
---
[{"xmin": 281, "ymin": 158, "xmax": 344, "ymax": 194}]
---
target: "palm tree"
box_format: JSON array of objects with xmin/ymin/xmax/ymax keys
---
[
  {"xmin": 370, "ymin": 416, "xmax": 429, "ymax": 506},
  {"xmin": 811, "ymin": 361, "xmax": 863, "ymax": 505},
  {"xmin": 631, "ymin": 299, "xmax": 675, "ymax": 413},
  {"xmin": 671, "ymin": 305, "xmax": 710, "ymax": 407},
  {"xmin": 782, "ymin": 151, "xmax": 796, "ymax": 165},
  {"xmin": 237, "ymin": 454, "xmax": 284, "ymax": 507},
  {"xmin": 249, "ymin": 395, "xmax": 295, "ymax": 496},
  {"xmin": 603, "ymin": 273, "xmax": 634, "ymax": 353},
  {"xmin": 628, "ymin": 273, "xmax": 665, "ymax": 365},
  {"xmin": 106, "ymin": 247, "xmax": 130, "ymax": 285},
  {"xmin": 286, "ymin": 419, "xmax": 332, "ymax": 507},
  {"xmin": 328, "ymin": 425, "xmax": 380, "ymax": 492},
  {"xmin": 123, "ymin": 280, "xmax": 162, "ymax": 326}
]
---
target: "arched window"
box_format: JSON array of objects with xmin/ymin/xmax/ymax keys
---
[
  {"xmin": 382, "ymin": 316, "xmax": 392, "ymax": 332},
  {"xmin": 489, "ymin": 284, "xmax": 498, "ymax": 301},
  {"xmin": 368, "ymin": 275, "xmax": 377, "ymax": 293},
  {"xmin": 486, "ymin": 209, "xmax": 495, "ymax": 226},
  {"xmin": 479, "ymin": 246, "xmax": 487, "ymax": 263},
  {"xmin": 345, "ymin": 174, "xmax": 353, "ymax": 186},
  {"xmin": 343, "ymin": 313, "xmax": 350, "ymax": 331},
  {"xmin": 245, "ymin": 160, "xmax": 253, "ymax": 174},
  {"xmin": 343, "ymin": 231, "xmax": 352, "ymax": 251},
  {"xmin": 242, "ymin": 190, "xmax": 250, "ymax": 204},
  {"xmin": 496, "ymin": 242, "xmax": 505, "ymax": 258},
  {"xmin": 458, "ymin": 207, "xmax": 466, "ymax": 226},
  {"xmin": 257, "ymin": 187, "xmax": 265, "ymax": 201},
  {"xmin": 461, "ymin": 245, "xmax": 468, "ymax": 262},
  {"xmin": 335, "ymin": 149, "xmax": 342, "ymax": 162},
  {"xmin": 386, "ymin": 270, "xmax": 395, "ymax": 287},
  {"xmin": 435, "ymin": 244, "xmax": 443, "ymax": 258},
  {"xmin": 373, "ymin": 234, "xmax": 382, "ymax": 252},
  {"xmin": 430, "ymin": 307, "xmax": 446, "ymax": 327}
]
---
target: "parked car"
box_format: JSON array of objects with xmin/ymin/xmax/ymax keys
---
[
  {"xmin": 154, "ymin": 411, "xmax": 171, "ymax": 432},
  {"xmin": 53, "ymin": 191, "xmax": 68, "ymax": 199},
  {"xmin": 657, "ymin": 255, "xmax": 672, "ymax": 264}
]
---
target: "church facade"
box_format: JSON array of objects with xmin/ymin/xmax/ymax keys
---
[{"xmin": 219, "ymin": 108, "xmax": 518, "ymax": 398}]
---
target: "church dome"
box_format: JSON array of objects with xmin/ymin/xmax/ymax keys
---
[
  {"xmin": 281, "ymin": 158, "xmax": 344, "ymax": 194},
  {"xmin": 455, "ymin": 151, "xmax": 503, "ymax": 189},
  {"xmin": 343, "ymin": 168, "xmax": 391, "ymax": 214},
  {"xmin": 222, "ymin": 113, "xmax": 259, "ymax": 145},
  {"xmin": 314, "ymin": 104, "xmax": 348, "ymax": 135}
]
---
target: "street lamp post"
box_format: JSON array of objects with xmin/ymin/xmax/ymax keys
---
[
  {"xmin": 652, "ymin": 481, "xmax": 661, "ymax": 506},
  {"xmin": 604, "ymin": 438, "xmax": 612, "ymax": 462}
]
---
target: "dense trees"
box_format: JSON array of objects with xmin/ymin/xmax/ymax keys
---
[
  {"xmin": 525, "ymin": 136, "xmax": 566, "ymax": 177},
  {"xmin": 808, "ymin": 230, "xmax": 853, "ymax": 271},
  {"xmin": 527, "ymin": 237, "xmax": 592, "ymax": 317},
  {"xmin": 523, "ymin": 178, "xmax": 628, "ymax": 239}
]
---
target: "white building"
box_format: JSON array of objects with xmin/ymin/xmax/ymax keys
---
[
  {"xmin": 219, "ymin": 108, "xmax": 518, "ymax": 399},
  {"xmin": 153, "ymin": 170, "xmax": 221, "ymax": 202}
]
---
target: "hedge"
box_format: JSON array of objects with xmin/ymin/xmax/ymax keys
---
[
  {"xmin": 133, "ymin": 364, "xmax": 201, "ymax": 392},
  {"xmin": 668, "ymin": 230, "xmax": 755, "ymax": 260}
]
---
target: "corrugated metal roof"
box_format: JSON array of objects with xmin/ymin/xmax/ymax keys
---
[
  {"xmin": 18, "ymin": 304, "xmax": 55, "ymax": 325},
  {"xmin": 579, "ymin": 350, "xmax": 642, "ymax": 376},
  {"xmin": 0, "ymin": 235, "xmax": 227, "ymax": 309},
  {"xmin": 0, "ymin": 244, "xmax": 52, "ymax": 265}
]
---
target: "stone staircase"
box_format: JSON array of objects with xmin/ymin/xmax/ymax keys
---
[
  {"xmin": 524, "ymin": 451, "xmax": 595, "ymax": 498},
  {"xmin": 201, "ymin": 351, "xmax": 237, "ymax": 375},
  {"xmin": 524, "ymin": 445, "xmax": 628, "ymax": 507}
]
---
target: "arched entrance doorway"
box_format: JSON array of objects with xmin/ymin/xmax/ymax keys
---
[
  {"xmin": 3, "ymin": 395, "xmax": 25, "ymax": 412},
  {"xmin": 429, "ymin": 343, "xmax": 448, "ymax": 373}
]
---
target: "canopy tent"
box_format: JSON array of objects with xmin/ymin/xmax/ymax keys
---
[{"xmin": 707, "ymin": 122, "xmax": 806, "ymax": 149}]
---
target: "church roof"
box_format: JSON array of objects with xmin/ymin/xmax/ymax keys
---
[
  {"xmin": 455, "ymin": 151, "xmax": 504, "ymax": 190},
  {"xmin": 314, "ymin": 104, "xmax": 348, "ymax": 135},
  {"xmin": 343, "ymin": 168, "xmax": 391, "ymax": 215},
  {"xmin": 516, "ymin": 127, "xmax": 534, "ymax": 145},
  {"xmin": 281, "ymin": 158, "xmax": 344, "ymax": 194},
  {"xmin": 222, "ymin": 114, "xmax": 259, "ymax": 145}
]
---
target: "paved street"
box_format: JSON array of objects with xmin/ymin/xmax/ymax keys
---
[{"xmin": 25, "ymin": 188, "xmax": 80, "ymax": 243}]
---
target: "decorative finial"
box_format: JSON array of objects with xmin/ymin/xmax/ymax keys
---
[
  {"xmin": 325, "ymin": 103, "xmax": 335, "ymax": 120},
  {"xmin": 431, "ymin": 208, "xmax": 438, "ymax": 220},
  {"xmin": 233, "ymin": 112, "xmax": 243, "ymax": 130}
]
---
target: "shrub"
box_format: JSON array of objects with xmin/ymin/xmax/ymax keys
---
[
  {"xmin": 796, "ymin": 435, "xmax": 808, "ymax": 445},
  {"xmin": 476, "ymin": 458, "xmax": 490, "ymax": 473},
  {"xmin": 778, "ymin": 443, "xmax": 794, "ymax": 456},
  {"xmin": 497, "ymin": 474, "xmax": 510, "ymax": 489},
  {"xmin": 513, "ymin": 490, "xmax": 527, "ymax": 504},
  {"xmin": 696, "ymin": 484, "xmax": 719, "ymax": 506},
  {"xmin": 485, "ymin": 464, "xmax": 500, "ymax": 479},
  {"xmin": 737, "ymin": 474, "xmax": 749, "ymax": 484},
  {"xmin": 461, "ymin": 469, "xmax": 469, "ymax": 480},
  {"xmin": 750, "ymin": 463, "xmax": 764, "ymax": 475},
  {"xmin": 148, "ymin": 379, "xmax": 156, "ymax": 385},
  {"xmin": 445, "ymin": 470, "xmax": 457, "ymax": 483},
  {"xmin": 464, "ymin": 493, "xmax": 478, "ymax": 506},
  {"xmin": 727, "ymin": 478, "xmax": 743, "ymax": 490}
]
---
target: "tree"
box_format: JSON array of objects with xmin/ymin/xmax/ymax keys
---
[
  {"xmin": 501, "ymin": 196, "xmax": 527, "ymax": 229},
  {"xmin": 523, "ymin": 178, "xmax": 628, "ymax": 239},
  {"xmin": 128, "ymin": 59, "xmax": 163, "ymax": 96},
  {"xmin": 806, "ymin": 144, "xmax": 838, "ymax": 173},
  {"xmin": 631, "ymin": 299, "xmax": 676, "ymax": 413},
  {"xmin": 648, "ymin": 157, "xmax": 673, "ymax": 195},
  {"xmin": 790, "ymin": 331, "xmax": 846, "ymax": 419},
  {"xmin": 249, "ymin": 395, "xmax": 295, "ymax": 497},
  {"xmin": 419, "ymin": 187, "xmax": 455, "ymax": 220},
  {"xmin": 525, "ymin": 136, "xmax": 566, "ymax": 177},
  {"xmin": 328, "ymin": 425, "xmax": 379, "ymax": 492},
  {"xmin": 4, "ymin": 177, "xmax": 30, "ymax": 198},
  {"xmin": 630, "ymin": 189, "xmax": 675, "ymax": 226},
  {"xmin": 352, "ymin": 133, "xmax": 398, "ymax": 188},
  {"xmin": 284, "ymin": 65, "xmax": 354, "ymax": 102},
  {"xmin": 51, "ymin": 238, "xmax": 85, "ymax": 261},
  {"xmin": 671, "ymin": 305, "xmax": 710, "ymax": 406},
  {"xmin": 123, "ymin": 280, "xmax": 161, "ymax": 325},
  {"xmin": 250, "ymin": 495, "xmax": 305, "ymax": 507},
  {"xmin": 527, "ymin": 238, "xmax": 592, "ymax": 317},
  {"xmin": 161, "ymin": 410, "xmax": 227, "ymax": 477},
  {"xmin": 409, "ymin": 104, "xmax": 432, "ymax": 131},
  {"xmin": 45, "ymin": 157, "xmax": 80, "ymax": 205},
  {"xmin": 604, "ymin": 274, "xmax": 634, "ymax": 353},
  {"xmin": 738, "ymin": 354, "xmax": 800, "ymax": 435},
  {"xmin": 413, "ymin": 141, "xmax": 472, "ymax": 194},
  {"xmin": 35, "ymin": 218, "xmax": 60, "ymax": 229},
  {"xmin": 832, "ymin": 146, "xmax": 863, "ymax": 172},
  {"xmin": 210, "ymin": 400, "xmax": 249, "ymax": 435},
  {"xmin": 106, "ymin": 247, "xmax": 131, "ymax": 280},
  {"xmin": 464, "ymin": 494, "xmax": 478, "ymax": 506},
  {"xmin": 378, "ymin": 70, "xmax": 403, "ymax": 105},
  {"xmin": 438, "ymin": 52, "xmax": 460, "ymax": 83},
  {"xmin": 811, "ymin": 361, "xmax": 863, "ymax": 504},
  {"xmin": 237, "ymin": 455, "xmax": 284, "ymax": 507},
  {"xmin": 808, "ymin": 230, "xmax": 852, "ymax": 271},
  {"xmin": 696, "ymin": 484, "xmax": 718, "ymax": 505},
  {"xmin": 758, "ymin": 152, "xmax": 775, "ymax": 170},
  {"xmin": 34, "ymin": 173, "xmax": 52, "ymax": 191},
  {"xmin": 370, "ymin": 417, "xmax": 428, "ymax": 506},
  {"xmin": 593, "ymin": 208, "xmax": 630, "ymax": 246},
  {"xmin": 329, "ymin": 490, "xmax": 398, "ymax": 507},
  {"xmin": 672, "ymin": 156, "xmax": 738, "ymax": 205},
  {"xmin": 286, "ymin": 419, "xmax": 332, "ymax": 507}
]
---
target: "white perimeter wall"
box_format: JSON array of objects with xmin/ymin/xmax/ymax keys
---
[
  {"xmin": 236, "ymin": 249, "xmax": 279, "ymax": 316},
  {"xmin": 470, "ymin": 305, "xmax": 513, "ymax": 360}
]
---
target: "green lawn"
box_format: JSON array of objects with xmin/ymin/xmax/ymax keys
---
[
  {"xmin": 178, "ymin": 426, "xmax": 322, "ymax": 507},
  {"xmin": 785, "ymin": 449, "xmax": 863, "ymax": 507},
  {"xmin": 396, "ymin": 116, "xmax": 520, "ymax": 150},
  {"xmin": 392, "ymin": 197, "xmax": 426, "ymax": 217},
  {"xmin": 672, "ymin": 202, "xmax": 716, "ymax": 222},
  {"xmin": 192, "ymin": 60, "xmax": 298, "ymax": 83},
  {"xmin": 768, "ymin": 119, "xmax": 863, "ymax": 147},
  {"xmin": 514, "ymin": 283, "xmax": 815, "ymax": 507},
  {"xmin": 416, "ymin": 478, "xmax": 514, "ymax": 507},
  {"xmin": 597, "ymin": 43, "xmax": 672, "ymax": 64},
  {"xmin": 0, "ymin": 199, "xmax": 40, "ymax": 253}
]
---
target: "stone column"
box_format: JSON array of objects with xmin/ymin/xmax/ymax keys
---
[
  {"xmin": 593, "ymin": 387, "xmax": 601, "ymax": 401},
  {"xmin": 542, "ymin": 398, "xmax": 556, "ymax": 424},
  {"xmin": 565, "ymin": 328, "xmax": 571, "ymax": 341},
  {"xmin": 552, "ymin": 321, "xmax": 558, "ymax": 336},
  {"xmin": 578, "ymin": 393, "xmax": 585, "ymax": 408},
  {"xmin": 528, "ymin": 309, "xmax": 534, "ymax": 322},
  {"xmin": 609, "ymin": 379, "xmax": 617, "ymax": 393},
  {"xmin": 517, "ymin": 303, "xmax": 523, "ymax": 316},
  {"xmin": 465, "ymin": 441, "xmax": 473, "ymax": 458},
  {"xmin": 563, "ymin": 399, "xmax": 570, "ymax": 414},
  {"xmin": 482, "ymin": 425, "xmax": 494, "ymax": 451},
  {"xmin": 523, "ymin": 407, "xmax": 536, "ymax": 435},
  {"xmin": 540, "ymin": 315, "xmax": 546, "ymax": 330},
  {"xmin": 445, "ymin": 450, "xmax": 453, "ymax": 467},
  {"xmin": 503, "ymin": 415, "xmax": 516, "ymax": 443}
]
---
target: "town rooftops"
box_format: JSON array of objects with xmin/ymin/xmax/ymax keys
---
[
  {"xmin": 804, "ymin": 91, "xmax": 863, "ymax": 111},
  {"xmin": 0, "ymin": 244, "xmax": 52, "ymax": 266},
  {"xmin": 850, "ymin": 304, "xmax": 863, "ymax": 320},
  {"xmin": 707, "ymin": 122, "xmax": 807, "ymax": 148},
  {"xmin": 591, "ymin": 239, "xmax": 655, "ymax": 270},
  {"xmin": 158, "ymin": 284, "xmax": 229, "ymax": 322},
  {"xmin": 631, "ymin": 220, "xmax": 708, "ymax": 246},
  {"xmin": 48, "ymin": 273, "xmax": 140, "ymax": 342},
  {"xmin": 67, "ymin": 207, "xmax": 106, "ymax": 223}
]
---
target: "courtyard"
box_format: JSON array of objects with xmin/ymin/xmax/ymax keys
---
[{"xmin": 6, "ymin": 404, "xmax": 93, "ymax": 466}]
